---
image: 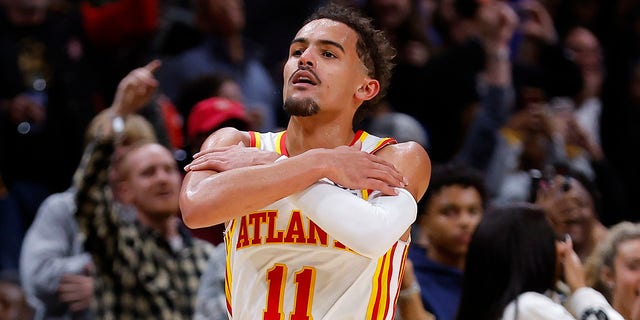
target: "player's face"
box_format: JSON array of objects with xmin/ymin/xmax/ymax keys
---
[
  {"xmin": 120, "ymin": 144, "xmax": 182, "ymax": 219},
  {"xmin": 420, "ymin": 185, "xmax": 483, "ymax": 260},
  {"xmin": 283, "ymin": 18, "xmax": 370, "ymax": 117}
]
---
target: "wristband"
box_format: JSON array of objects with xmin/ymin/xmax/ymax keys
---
[
  {"xmin": 399, "ymin": 282, "xmax": 421, "ymax": 299},
  {"xmin": 274, "ymin": 155, "xmax": 288, "ymax": 163},
  {"xmin": 112, "ymin": 116, "xmax": 125, "ymax": 134}
]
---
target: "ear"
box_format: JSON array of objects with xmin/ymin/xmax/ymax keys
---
[
  {"xmin": 601, "ymin": 265, "xmax": 614, "ymax": 287},
  {"xmin": 355, "ymin": 78, "xmax": 380, "ymax": 102},
  {"xmin": 116, "ymin": 180, "xmax": 134, "ymax": 205},
  {"xmin": 418, "ymin": 210, "xmax": 430, "ymax": 229}
]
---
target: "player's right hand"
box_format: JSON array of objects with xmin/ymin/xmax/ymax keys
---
[{"xmin": 319, "ymin": 141, "xmax": 407, "ymax": 196}]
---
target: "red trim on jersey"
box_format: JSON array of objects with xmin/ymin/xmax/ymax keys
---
[
  {"xmin": 371, "ymin": 137, "xmax": 397, "ymax": 154},
  {"xmin": 279, "ymin": 131, "xmax": 289, "ymax": 156},
  {"xmin": 362, "ymin": 136, "xmax": 397, "ymax": 197},
  {"xmin": 224, "ymin": 219, "xmax": 237, "ymax": 317},
  {"xmin": 226, "ymin": 297, "xmax": 232, "ymax": 317},
  {"xmin": 381, "ymin": 244, "xmax": 398, "ymax": 318},
  {"xmin": 350, "ymin": 130, "xmax": 365, "ymax": 146},
  {"xmin": 249, "ymin": 131, "xmax": 257, "ymax": 147},
  {"xmin": 370, "ymin": 251, "xmax": 390, "ymax": 318},
  {"xmin": 392, "ymin": 244, "xmax": 410, "ymax": 319}
]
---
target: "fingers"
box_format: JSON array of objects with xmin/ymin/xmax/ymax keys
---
[
  {"xmin": 366, "ymin": 154, "xmax": 407, "ymax": 188},
  {"xmin": 560, "ymin": 236, "xmax": 586, "ymax": 292},
  {"xmin": 184, "ymin": 156, "xmax": 223, "ymax": 172},
  {"xmin": 565, "ymin": 233, "xmax": 573, "ymax": 249},
  {"xmin": 184, "ymin": 153, "xmax": 221, "ymax": 172},
  {"xmin": 364, "ymin": 179, "xmax": 399, "ymax": 196},
  {"xmin": 370, "ymin": 165, "xmax": 406, "ymax": 189},
  {"xmin": 131, "ymin": 67, "xmax": 159, "ymax": 90},
  {"xmin": 143, "ymin": 59, "xmax": 162, "ymax": 74},
  {"xmin": 59, "ymin": 286, "xmax": 83, "ymax": 302},
  {"xmin": 68, "ymin": 298, "xmax": 92, "ymax": 312},
  {"xmin": 123, "ymin": 59, "xmax": 161, "ymax": 95},
  {"xmin": 192, "ymin": 145, "xmax": 236, "ymax": 159},
  {"xmin": 328, "ymin": 145, "xmax": 406, "ymax": 192},
  {"xmin": 58, "ymin": 277, "xmax": 87, "ymax": 302}
]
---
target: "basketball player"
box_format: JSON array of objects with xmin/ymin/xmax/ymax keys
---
[{"xmin": 180, "ymin": 3, "xmax": 431, "ymax": 319}]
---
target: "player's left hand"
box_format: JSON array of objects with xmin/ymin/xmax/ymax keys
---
[{"xmin": 185, "ymin": 142, "xmax": 280, "ymax": 172}]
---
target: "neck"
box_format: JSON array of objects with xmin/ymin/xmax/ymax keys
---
[
  {"xmin": 612, "ymin": 298, "xmax": 630, "ymax": 320},
  {"xmin": 426, "ymin": 246, "xmax": 465, "ymax": 270},
  {"xmin": 285, "ymin": 117, "xmax": 357, "ymax": 156},
  {"xmin": 226, "ymin": 34, "xmax": 244, "ymax": 64},
  {"xmin": 136, "ymin": 211, "xmax": 179, "ymax": 239}
]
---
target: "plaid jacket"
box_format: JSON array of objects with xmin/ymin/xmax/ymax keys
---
[{"xmin": 74, "ymin": 138, "xmax": 213, "ymax": 320}]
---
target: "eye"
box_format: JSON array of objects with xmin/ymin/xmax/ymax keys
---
[
  {"xmin": 292, "ymin": 48, "xmax": 304, "ymax": 57},
  {"xmin": 469, "ymin": 207, "xmax": 483, "ymax": 216},
  {"xmin": 322, "ymin": 51, "xmax": 336, "ymax": 58},
  {"xmin": 440, "ymin": 207, "xmax": 457, "ymax": 217},
  {"xmin": 141, "ymin": 166, "xmax": 155, "ymax": 177}
]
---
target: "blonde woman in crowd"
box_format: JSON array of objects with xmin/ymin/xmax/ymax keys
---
[{"xmin": 586, "ymin": 222, "xmax": 640, "ymax": 320}]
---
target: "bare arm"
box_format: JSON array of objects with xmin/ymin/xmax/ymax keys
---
[{"xmin": 180, "ymin": 128, "xmax": 409, "ymax": 228}]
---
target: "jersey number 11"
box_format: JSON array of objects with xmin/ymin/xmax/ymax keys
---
[{"xmin": 264, "ymin": 264, "xmax": 316, "ymax": 320}]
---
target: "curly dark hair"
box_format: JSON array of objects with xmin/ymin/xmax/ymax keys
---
[
  {"xmin": 306, "ymin": 2, "xmax": 396, "ymax": 126},
  {"xmin": 417, "ymin": 162, "xmax": 487, "ymax": 217}
]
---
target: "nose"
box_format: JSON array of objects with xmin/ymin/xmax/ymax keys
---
[
  {"xmin": 155, "ymin": 167, "xmax": 175, "ymax": 183},
  {"xmin": 459, "ymin": 211, "xmax": 477, "ymax": 228},
  {"xmin": 298, "ymin": 50, "xmax": 314, "ymax": 68}
]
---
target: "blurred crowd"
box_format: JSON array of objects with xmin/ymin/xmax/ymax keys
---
[{"xmin": 1, "ymin": 0, "xmax": 640, "ymax": 319}]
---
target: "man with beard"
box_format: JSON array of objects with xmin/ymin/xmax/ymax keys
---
[
  {"xmin": 73, "ymin": 60, "xmax": 213, "ymax": 319},
  {"xmin": 179, "ymin": 3, "xmax": 431, "ymax": 319}
]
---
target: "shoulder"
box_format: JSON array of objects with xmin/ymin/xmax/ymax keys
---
[
  {"xmin": 41, "ymin": 189, "xmax": 75, "ymax": 209},
  {"xmin": 377, "ymin": 141, "xmax": 432, "ymax": 201},
  {"xmin": 502, "ymin": 292, "xmax": 573, "ymax": 320},
  {"xmin": 192, "ymin": 238, "xmax": 217, "ymax": 257},
  {"xmin": 380, "ymin": 140, "xmax": 430, "ymax": 161},
  {"xmin": 566, "ymin": 287, "xmax": 622, "ymax": 319},
  {"xmin": 35, "ymin": 190, "xmax": 76, "ymax": 220},
  {"xmin": 201, "ymin": 127, "xmax": 251, "ymax": 150}
]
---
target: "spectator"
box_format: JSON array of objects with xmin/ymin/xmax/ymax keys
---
[
  {"xmin": 174, "ymin": 73, "xmax": 244, "ymax": 127},
  {"xmin": 452, "ymin": 0, "xmax": 518, "ymax": 172},
  {"xmin": 0, "ymin": 0, "xmax": 100, "ymax": 270},
  {"xmin": 184, "ymin": 96, "xmax": 250, "ymax": 245},
  {"xmin": 193, "ymin": 243, "xmax": 227, "ymax": 320},
  {"xmin": 485, "ymin": 102, "xmax": 566, "ymax": 204},
  {"xmin": 360, "ymin": 0, "xmax": 433, "ymax": 129},
  {"xmin": 186, "ymin": 96, "xmax": 250, "ymax": 167},
  {"xmin": 0, "ymin": 270, "xmax": 33, "ymax": 320},
  {"xmin": 19, "ymin": 111, "xmax": 156, "ymax": 319},
  {"xmin": 535, "ymin": 163, "xmax": 608, "ymax": 261},
  {"xmin": 585, "ymin": 221, "xmax": 640, "ymax": 320},
  {"xmin": 456, "ymin": 202, "xmax": 623, "ymax": 320},
  {"xmin": 396, "ymin": 259, "xmax": 435, "ymax": 320},
  {"xmin": 79, "ymin": 0, "xmax": 160, "ymax": 103},
  {"xmin": 157, "ymin": 0, "xmax": 279, "ymax": 131},
  {"xmin": 73, "ymin": 60, "xmax": 213, "ymax": 319},
  {"xmin": 399, "ymin": 162, "xmax": 486, "ymax": 320}
]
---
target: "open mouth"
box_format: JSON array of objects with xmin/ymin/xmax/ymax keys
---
[{"xmin": 291, "ymin": 70, "xmax": 319, "ymax": 85}]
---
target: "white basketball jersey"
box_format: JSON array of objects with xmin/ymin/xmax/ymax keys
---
[{"xmin": 224, "ymin": 130, "xmax": 410, "ymax": 320}]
